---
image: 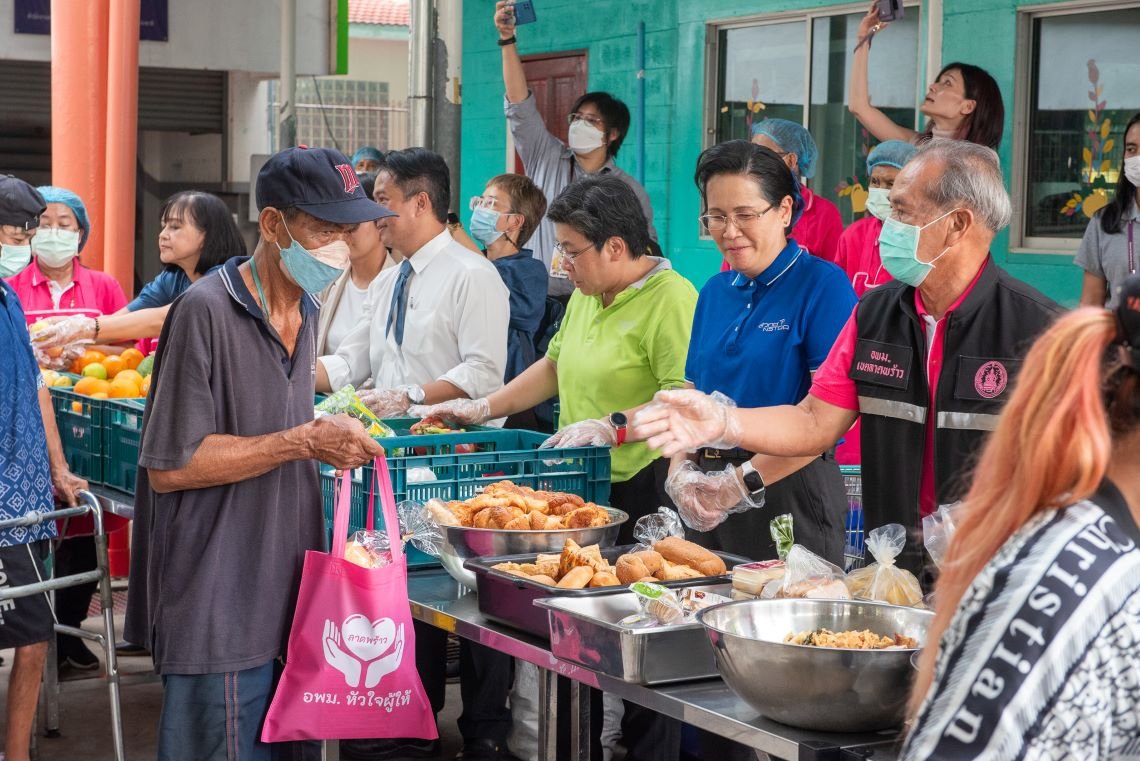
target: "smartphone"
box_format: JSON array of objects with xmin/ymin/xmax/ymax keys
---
[
  {"xmin": 876, "ymin": 0, "xmax": 904, "ymax": 22},
  {"xmin": 510, "ymin": 0, "xmax": 537, "ymax": 25}
]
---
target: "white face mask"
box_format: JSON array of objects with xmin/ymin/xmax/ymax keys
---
[
  {"xmin": 0, "ymin": 243, "xmax": 32, "ymax": 278},
  {"xmin": 865, "ymin": 187, "xmax": 892, "ymax": 221},
  {"xmin": 1124, "ymin": 155, "xmax": 1140, "ymax": 187},
  {"xmin": 33, "ymin": 227, "xmax": 81, "ymax": 267},
  {"xmin": 568, "ymin": 119, "xmax": 606, "ymax": 155}
]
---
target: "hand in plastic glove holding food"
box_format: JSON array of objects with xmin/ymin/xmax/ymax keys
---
[
  {"xmin": 29, "ymin": 314, "xmax": 97, "ymax": 350},
  {"xmin": 359, "ymin": 387, "xmax": 416, "ymax": 418},
  {"xmin": 665, "ymin": 460, "xmax": 761, "ymax": 532},
  {"xmin": 631, "ymin": 390, "xmax": 743, "ymax": 458},
  {"xmin": 539, "ymin": 417, "xmax": 620, "ymax": 449},
  {"xmin": 408, "ymin": 397, "xmax": 492, "ymax": 428}
]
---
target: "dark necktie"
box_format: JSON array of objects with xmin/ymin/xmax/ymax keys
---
[{"xmin": 386, "ymin": 259, "xmax": 413, "ymax": 346}]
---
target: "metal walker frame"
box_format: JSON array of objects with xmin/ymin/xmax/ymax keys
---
[{"xmin": 0, "ymin": 490, "xmax": 125, "ymax": 761}]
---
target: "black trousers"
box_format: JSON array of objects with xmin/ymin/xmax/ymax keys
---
[
  {"xmin": 688, "ymin": 454, "xmax": 847, "ymax": 761},
  {"xmin": 604, "ymin": 459, "xmax": 682, "ymax": 761},
  {"xmin": 415, "ymin": 619, "xmax": 448, "ymax": 717},
  {"xmin": 53, "ymin": 536, "xmax": 99, "ymax": 658},
  {"xmin": 458, "ymin": 639, "xmax": 514, "ymax": 745}
]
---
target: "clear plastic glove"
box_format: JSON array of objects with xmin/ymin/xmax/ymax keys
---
[
  {"xmin": 407, "ymin": 398, "xmax": 492, "ymax": 427},
  {"xmin": 359, "ymin": 388, "xmax": 413, "ymax": 418},
  {"xmin": 35, "ymin": 342, "xmax": 88, "ymax": 372},
  {"xmin": 539, "ymin": 418, "xmax": 617, "ymax": 449},
  {"xmin": 29, "ymin": 314, "xmax": 97, "ymax": 350},
  {"xmin": 632, "ymin": 390, "xmax": 743, "ymax": 458},
  {"xmin": 665, "ymin": 461, "xmax": 760, "ymax": 533}
]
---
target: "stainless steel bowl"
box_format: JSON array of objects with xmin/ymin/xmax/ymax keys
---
[
  {"xmin": 698, "ymin": 598, "xmax": 933, "ymax": 732},
  {"xmin": 438, "ymin": 507, "xmax": 628, "ymax": 589}
]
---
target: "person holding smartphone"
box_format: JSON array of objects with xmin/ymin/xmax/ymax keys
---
[
  {"xmin": 848, "ymin": 3, "xmax": 1004, "ymax": 149},
  {"xmin": 494, "ymin": 0, "xmax": 658, "ymax": 301}
]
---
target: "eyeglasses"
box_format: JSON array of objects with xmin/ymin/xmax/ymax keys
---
[
  {"xmin": 0, "ymin": 225, "xmax": 35, "ymax": 244},
  {"xmin": 698, "ymin": 206, "xmax": 775, "ymax": 233},
  {"xmin": 553, "ymin": 241, "xmax": 595, "ymax": 263},
  {"xmin": 567, "ymin": 112, "xmax": 605, "ymax": 130},
  {"xmin": 468, "ymin": 196, "xmax": 520, "ymax": 216}
]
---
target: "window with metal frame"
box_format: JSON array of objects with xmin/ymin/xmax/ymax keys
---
[
  {"xmin": 1014, "ymin": 2, "xmax": 1140, "ymax": 250},
  {"xmin": 707, "ymin": 3, "xmax": 923, "ymax": 225}
]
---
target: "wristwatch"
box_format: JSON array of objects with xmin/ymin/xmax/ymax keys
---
[
  {"xmin": 738, "ymin": 461, "xmax": 766, "ymax": 499},
  {"xmin": 608, "ymin": 411, "xmax": 628, "ymax": 446},
  {"xmin": 402, "ymin": 385, "xmax": 426, "ymax": 405}
]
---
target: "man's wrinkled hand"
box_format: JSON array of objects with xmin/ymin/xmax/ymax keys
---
[
  {"xmin": 52, "ymin": 467, "xmax": 88, "ymax": 507},
  {"xmin": 308, "ymin": 414, "xmax": 385, "ymax": 470}
]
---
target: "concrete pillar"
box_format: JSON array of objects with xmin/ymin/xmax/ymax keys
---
[
  {"xmin": 50, "ymin": 0, "xmax": 109, "ymax": 271},
  {"xmin": 104, "ymin": 0, "xmax": 141, "ymax": 295}
]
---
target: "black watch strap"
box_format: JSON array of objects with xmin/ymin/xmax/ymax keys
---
[
  {"xmin": 740, "ymin": 462, "xmax": 766, "ymax": 496},
  {"xmin": 498, "ymin": 36, "xmax": 517, "ymax": 47}
]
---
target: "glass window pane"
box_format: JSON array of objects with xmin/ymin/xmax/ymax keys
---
[
  {"xmin": 1026, "ymin": 8, "xmax": 1140, "ymax": 240},
  {"xmin": 715, "ymin": 21, "xmax": 806, "ymax": 143},
  {"xmin": 810, "ymin": 10, "xmax": 920, "ymax": 225}
]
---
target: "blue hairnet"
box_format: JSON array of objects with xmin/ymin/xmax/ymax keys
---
[
  {"xmin": 351, "ymin": 146, "xmax": 384, "ymax": 167},
  {"xmin": 36, "ymin": 185, "xmax": 90, "ymax": 251},
  {"xmin": 866, "ymin": 140, "xmax": 917, "ymax": 174},
  {"xmin": 750, "ymin": 118, "xmax": 819, "ymax": 179}
]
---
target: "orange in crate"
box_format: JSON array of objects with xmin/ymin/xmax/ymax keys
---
[{"xmin": 119, "ymin": 348, "xmax": 144, "ymax": 370}]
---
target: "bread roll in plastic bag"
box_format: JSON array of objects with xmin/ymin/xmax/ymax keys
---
[
  {"xmin": 846, "ymin": 524, "xmax": 922, "ymax": 606},
  {"xmin": 775, "ymin": 545, "xmax": 850, "ymax": 600}
]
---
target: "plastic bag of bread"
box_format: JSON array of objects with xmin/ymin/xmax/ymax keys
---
[
  {"xmin": 922, "ymin": 502, "xmax": 962, "ymax": 570},
  {"xmin": 632, "ymin": 507, "xmax": 685, "ymax": 549},
  {"xmin": 777, "ymin": 545, "xmax": 850, "ymax": 600},
  {"xmin": 630, "ymin": 581, "xmax": 685, "ymax": 625},
  {"xmin": 344, "ymin": 529, "xmax": 397, "ymax": 568},
  {"xmin": 846, "ymin": 524, "xmax": 922, "ymax": 606}
]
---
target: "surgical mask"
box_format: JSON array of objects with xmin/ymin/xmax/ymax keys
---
[
  {"xmin": 275, "ymin": 214, "xmax": 349, "ymax": 294},
  {"xmin": 0, "ymin": 243, "xmax": 32, "ymax": 278},
  {"xmin": 469, "ymin": 207, "xmax": 506, "ymax": 247},
  {"xmin": 32, "ymin": 228, "xmax": 81, "ymax": 267},
  {"xmin": 865, "ymin": 187, "xmax": 892, "ymax": 222},
  {"xmin": 877, "ymin": 208, "xmax": 957, "ymax": 287},
  {"xmin": 1124, "ymin": 156, "xmax": 1140, "ymax": 187},
  {"xmin": 568, "ymin": 119, "xmax": 605, "ymax": 155}
]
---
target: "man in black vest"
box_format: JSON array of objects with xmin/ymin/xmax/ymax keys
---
[{"xmin": 633, "ymin": 139, "xmax": 1062, "ymax": 577}]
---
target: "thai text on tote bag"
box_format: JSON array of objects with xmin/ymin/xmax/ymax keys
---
[{"xmin": 262, "ymin": 458, "xmax": 438, "ymax": 742}]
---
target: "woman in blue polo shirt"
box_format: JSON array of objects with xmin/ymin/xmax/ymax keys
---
[{"xmin": 671, "ymin": 140, "xmax": 856, "ymax": 564}]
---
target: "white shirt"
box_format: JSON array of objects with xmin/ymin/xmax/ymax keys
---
[
  {"xmin": 323, "ymin": 278, "xmax": 370, "ymax": 356},
  {"xmin": 320, "ymin": 229, "xmax": 510, "ymax": 398}
]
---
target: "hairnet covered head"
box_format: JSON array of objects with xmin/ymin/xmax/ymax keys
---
[
  {"xmin": 866, "ymin": 140, "xmax": 918, "ymax": 174},
  {"xmin": 750, "ymin": 118, "xmax": 819, "ymax": 179},
  {"xmin": 351, "ymin": 146, "xmax": 384, "ymax": 167},
  {"xmin": 36, "ymin": 185, "xmax": 90, "ymax": 251}
]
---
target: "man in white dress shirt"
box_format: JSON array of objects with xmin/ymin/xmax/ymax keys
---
[
  {"xmin": 314, "ymin": 148, "xmax": 509, "ymax": 761},
  {"xmin": 316, "ymin": 147, "xmax": 510, "ymax": 416}
]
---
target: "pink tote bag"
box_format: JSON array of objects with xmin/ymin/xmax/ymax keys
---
[{"xmin": 261, "ymin": 458, "xmax": 438, "ymax": 742}]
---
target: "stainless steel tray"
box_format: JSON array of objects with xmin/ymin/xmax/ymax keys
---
[
  {"xmin": 465, "ymin": 546, "xmax": 749, "ymax": 638},
  {"xmin": 439, "ymin": 507, "xmax": 629, "ymax": 590},
  {"xmin": 536, "ymin": 584, "xmax": 733, "ymax": 685}
]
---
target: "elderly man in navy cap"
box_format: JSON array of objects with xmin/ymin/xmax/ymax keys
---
[
  {"xmin": 124, "ymin": 148, "xmax": 394, "ymax": 760},
  {"xmin": 0, "ymin": 174, "xmax": 88, "ymax": 761}
]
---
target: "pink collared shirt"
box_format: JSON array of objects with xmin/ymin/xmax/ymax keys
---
[
  {"xmin": 5, "ymin": 261, "xmax": 128, "ymax": 324},
  {"xmin": 809, "ymin": 261, "xmax": 989, "ymax": 516},
  {"xmin": 835, "ymin": 216, "xmax": 893, "ymax": 297}
]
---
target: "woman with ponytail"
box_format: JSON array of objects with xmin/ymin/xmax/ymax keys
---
[{"xmin": 902, "ymin": 274, "xmax": 1140, "ymax": 760}]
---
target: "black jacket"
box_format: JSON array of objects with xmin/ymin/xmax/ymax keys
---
[{"xmin": 850, "ymin": 258, "xmax": 1062, "ymax": 575}]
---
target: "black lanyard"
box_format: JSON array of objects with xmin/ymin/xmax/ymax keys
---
[{"xmin": 1128, "ymin": 220, "xmax": 1135, "ymax": 275}]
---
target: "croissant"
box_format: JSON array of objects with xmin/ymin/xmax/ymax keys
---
[
  {"xmin": 537, "ymin": 492, "xmax": 586, "ymax": 516},
  {"xmin": 559, "ymin": 539, "xmax": 608, "ymax": 577},
  {"xmin": 444, "ymin": 501, "xmax": 481, "ymax": 527},
  {"xmin": 560, "ymin": 505, "xmax": 611, "ymax": 528},
  {"xmin": 589, "ymin": 572, "xmax": 621, "ymax": 588},
  {"xmin": 656, "ymin": 560, "xmax": 704, "ymax": 581},
  {"xmin": 473, "ymin": 506, "xmax": 524, "ymax": 529},
  {"xmin": 426, "ymin": 500, "xmax": 461, "ymax": 527},
  {"xmin": 502, "ymin": 514, "xmax": 530, "ymax": 531},
  {"xmin": 485, "ymin": 482, "xmax": 550, "ymax": 513}
]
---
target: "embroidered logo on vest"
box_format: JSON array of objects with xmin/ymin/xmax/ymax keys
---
[{"xmin": 973, "ymin": 361, "xmax": 1007, "ymax": 399}]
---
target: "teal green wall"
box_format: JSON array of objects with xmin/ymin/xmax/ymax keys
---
[{"xmin": 461, "ymin": 0, "xmax": 1085, "ymax": 306}]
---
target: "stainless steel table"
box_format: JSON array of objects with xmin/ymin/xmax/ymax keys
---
[{"xmin": 406, "ymin": 568, "xmax": 902, "ymax": 761}]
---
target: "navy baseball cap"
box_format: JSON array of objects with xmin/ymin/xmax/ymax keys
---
[
  {"xmin": 0, "ymin": 175, "xmax": 46, "ymax": 229},
  {"xmin": 256, "ymin": 146, "xmax": 396, "ymax": 224}
]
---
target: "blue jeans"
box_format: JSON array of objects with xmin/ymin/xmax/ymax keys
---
[{"xmin": 159, "ymin": 661, "xmax": 319, "ymax": 761}]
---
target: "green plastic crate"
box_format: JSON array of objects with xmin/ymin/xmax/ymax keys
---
[
  {"xmin": 103, "ymin": 399, "xmax": 147, "ymax": 495},
  {"xmin": 319, "ymin": 426, "xmax": 612, "ymax": 568},
  {"xmin": 48, "ymin": 385, "xmax": 107, "ymax": 484}
]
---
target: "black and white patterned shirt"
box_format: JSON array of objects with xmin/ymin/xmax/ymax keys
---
[{"xmin": 902, "ymin": 481, "xmax": 1140, "ymax": 760}]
